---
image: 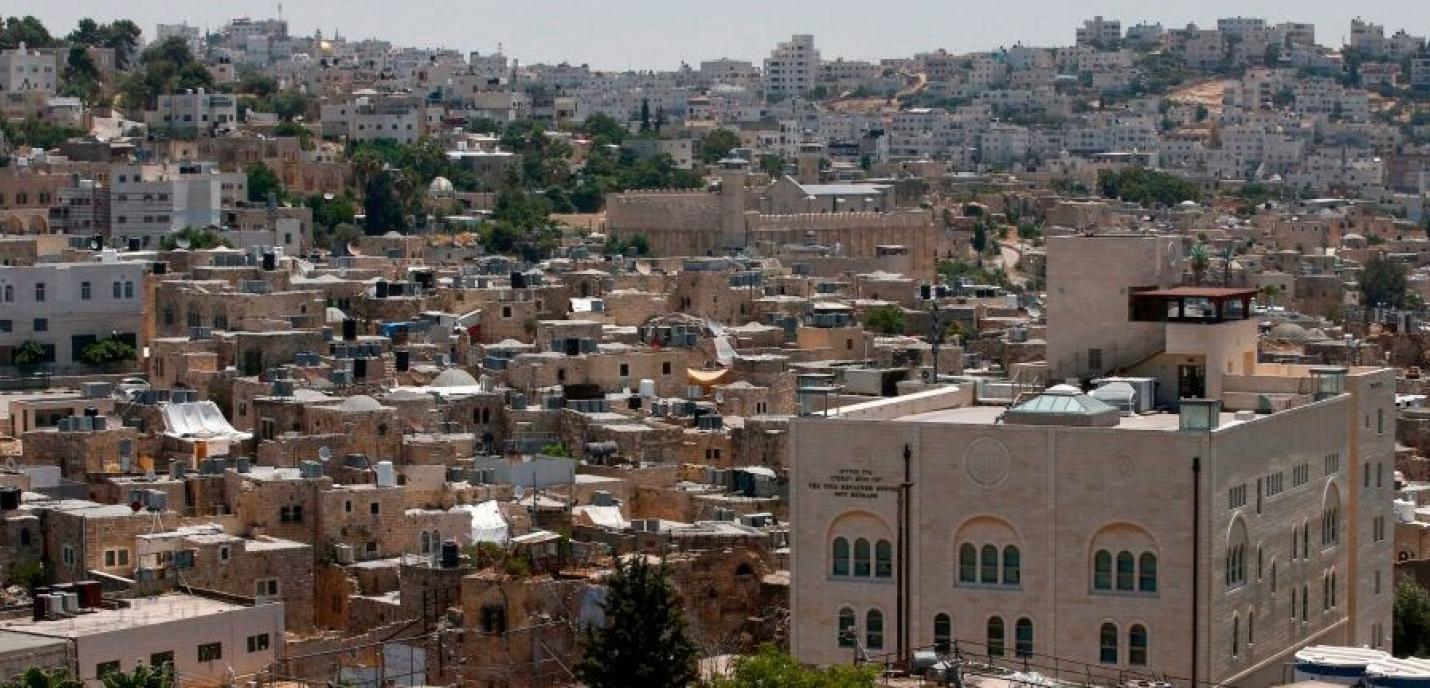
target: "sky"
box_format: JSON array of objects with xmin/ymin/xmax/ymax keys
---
[{"xmin": 10, "ymin": 0, "xmax": 1429, "ymax": 71}]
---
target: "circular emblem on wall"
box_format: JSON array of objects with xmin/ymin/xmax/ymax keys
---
[
  {"xmin": 964, "ymin": 438, "xmax": 1011, "ymax": 488},
  {"xmin": 1114, "ymin": 454, "xmax": 1133, "ymax": 478}
]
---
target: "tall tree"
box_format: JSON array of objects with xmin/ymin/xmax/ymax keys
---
[
  {"xmin": 1396, "ymin": 578, "xmax": 1430, "ymax": 657},
  {"xmin": 0, "ymin": 16, "xmax": 58, "ymax": 50},
  {"xmin": 576, "ymin": 556, "xmax": 699, "ymax": 688},
  {"xmin": 120, "ymin": 37, "xmax": 213, "ymax": 111},
  {"xmin": 245, "ymin": 162, "xmax": 285, "ymax": 203},
  {"xmin": 1361, "ymin": 254, "xmax": 1409, "ymax": 311},
  {"xmin": 362, "ymin": 171, "xmax": 407, "ymax": 235},
  {"xmin": 698, "ymin": 128, "xmax": 742, "ymax": 164}
]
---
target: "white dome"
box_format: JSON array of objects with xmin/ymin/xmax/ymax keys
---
[{"xmin": 428, "ymin": 176, "xmax": 454, "ymax": 197}]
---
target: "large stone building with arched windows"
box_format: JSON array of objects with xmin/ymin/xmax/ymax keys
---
[{"xmin": 790, "ymin": 235, "xmax": 1396, "ymax": 688}]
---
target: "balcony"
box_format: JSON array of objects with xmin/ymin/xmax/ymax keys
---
[{"xmin": 1129, "ymin": 287, "xmax": 1257, "ymax": 324}]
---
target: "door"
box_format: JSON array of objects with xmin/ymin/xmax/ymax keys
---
[{"xmin": 1178, "ymin": 364, "xmax": 1205, "ymax": 399}]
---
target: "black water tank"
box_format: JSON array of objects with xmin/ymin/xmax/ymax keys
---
[
  {"xmin": 262, "ymin": 252, "xmax": 276, "ymax": 271},
  {"xmin": 394, "ymin": 349, "xmax": 410, "ymax": 372},
  {"xmin": 440, "ymin": 540, "xmax": 460, "ymax": 568},
  {"xmin": 375, "ymin": 280, "xmax": 389, "ymax": 298},
  {"xmin": 510, "ymin": 271, "xmax": 527, "ymax": 289},
  {"xmin": 353, "ymin": 357, "xmax": 368, "ymax": 379},
  {"xmin": 342, "ymin": 318, "xmax": 357, "ymax": 341},
  {"xmin": 84, "ymin": 406, "xmax": 99, "ymax": 417},
  {"xmin": 152, "ymin": 261, "xmax": 168, "ymax": 275},
  {"xmin": 0, "ymin": 487, "xmax": 21, "ymax": 511},
  {"xmin": 920, "ymin": 284, "xmax": 932, "ymax": 300}
]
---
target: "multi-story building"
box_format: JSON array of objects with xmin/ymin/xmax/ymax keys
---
[
  {"xmin": 0, "ymin": 254, "xmax": 146, "ymax": 371},
  {"xmin": 110, "ymin": 163, "xmax": 236, "ymax": 248},
  {"xmin": 48, "ymin": 179, "xmax": 110, "ymax": 237},
  {"xmin": 763, "ymin": 34, "xmax": 818, "ymax": 100},
  {"xmin": 155, "ymin": 23, "xmax": 204, "ymax": 55},
  {"xmin": 147, "ymin": 89, "xmax": 238, "ymax": 137},
  {"xmin": 1076, "ymin": 16, "xmax": 1122, "ymax": 49},
  {"xmin": 0, "ymin": 44, "xmax": 57, "ymax": 94},
  {"xmin": 790, "ymin": 235, "xmax": 1395, "ymax": 688}
]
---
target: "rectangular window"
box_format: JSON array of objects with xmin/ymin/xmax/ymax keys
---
[
  {"xmin": 149, "ymin": 651, "xmax": 174, "ymax": 668},
  {"xmin": 247, "ymin": 634, "xmax": 270, "ymax": 653},
  {"xmin": 34, "ymin": 282, "xmax": 44, "ymax": 302},
  {"xmin": 81, "ymin": 281, "xmax": 91, "ymax": 300},
  {"xmin": 370, "ymin": 502, "xmax": 380, "ymax": 515},
  {"xmin": 96, "ymin": 661, "xmax": 120, "ymax": 679},
  {"xmin": 256, "ymin": 579, "xmax": 279, "ymax": 596},
  {"xmin": 1228, "ymin": 484, "xmax": 1247, "ymax": 509},
  {"xmin": 0, "ymin": 320, "xmax": 9, "ymax": 333},
  {"xmin": 197, "ymin": 642, "xmax": 222, "ymax": 662},
  {"xmin": 33, "ymin": 318, "xmax": 46, "ymax": 332}
]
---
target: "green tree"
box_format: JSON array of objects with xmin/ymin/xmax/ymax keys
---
[
  {"xmin": 60, "ymin": 46, "xmax": 103, "ymax": 103},
  {"xmin": 245, "ymin": 162, "xmax": 285, "ymax": 203},
  {"xmin": 11, "ymin": 340, "xmax": 47, "ymax": 368},
  {"xmin": 698, "ymin": 129, "xmax": 742, "ymax": 164},
  {"xmin": 576, "ymin": 556, "xmax": 698, "ymax": 688},
  {"xmin": 1361, "ymin": 255, "xmax": 1410, "ymax": 311},
  {"xmin": 78, "ymin": 336, "xmax": 137, "ymax": 366},
  {"xmin": 864, "ymin": 306, "xmax": 906, "ymax": 335},
  {"xmin": 100, "ymin": 663, "xmax": 173, "ymax": 688},
  {"xmin": 158, "ymin": 226, "xmax": 231, "ymax": 250},
  {"xmin": 0, "ymin": 118, "xmax": 85, "ymax": 150},
  {"xmin": 1395, "ymin": 577, "xmax": 1430, "ymax": 657},
  {"xmin": 712, "ymin": 645, "xmax": 878, "ymax": 688},
  {"xmin": 1189, "ymin": 243, "xmax": 1211, "ymax": 285},
  {"xmin": 580, "ymin": 113, "xmax": 627, "ymax": 147},
  {"xmin": 120, "ymin": 37, "xmax": 213, "ymax": 112},
  {"xmin": 1097, "ymin": 167, "xmax": 1201, "ymax": 207},
  {"xmin": 0, "ymin": 666, "xmax": 82, "ymax": 688},
  {"xmin": 66, "ymin": 18, "xmax": 141, "ymax": 68},
  {"xmin": 0, "ymin": 16, "xmax": 58, "ymax": 50},
  {"xmin": 362, "ymin": 171, "xmax": 407, "ymax": 235}
]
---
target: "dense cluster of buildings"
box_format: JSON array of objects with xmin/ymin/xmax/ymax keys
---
[{"xmin": 0, "ymin": 10, "xmax": 1429, "ymax": 688}]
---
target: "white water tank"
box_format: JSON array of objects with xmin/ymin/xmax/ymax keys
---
[
  {"xmin": 1395, "ymin": 499, "xmax": 1417, "ymax": 523},
  {"xmin": 374, "ymin": 461, "xmax": 397, "ymax": 488},
  {"xmin": 638, "ymin": 379, "xmax": 656, "ymax": 398},
  {"xmin": 45, "ymin": 594, "xmax": 63, "ymax": 617},
  {"xmin": 62, "ymin": 593, "xmax": 79, "ymax": 613}
]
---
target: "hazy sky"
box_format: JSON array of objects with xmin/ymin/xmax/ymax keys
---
[{"xmin": 10, "ymin": 0, "xmax": 1429, "ymax": 70}]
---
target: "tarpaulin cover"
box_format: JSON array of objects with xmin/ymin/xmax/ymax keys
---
[{"xmin": 161, "ymin": 401, "xmax": 252, "ymax": 442}]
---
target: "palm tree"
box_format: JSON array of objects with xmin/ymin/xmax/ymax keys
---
[
  {"xmin": 2, "ymin": 667, "xmax": 83, "ymax": 688},
  {"xmin": 1189, "ymin": 243, "xmax": 1211, "ymax": 285}
]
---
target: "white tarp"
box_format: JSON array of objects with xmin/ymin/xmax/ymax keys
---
[
  {"xmin": 454, "ymin": 500, "xmax": 509, "ymax": 544},
  {"xmin": 161, "ymin": 401, "xmax": 253, "ymax": 442},
  {"xmin": 573, "ymin": 505, "xmax": 628, "ymax": 531}
]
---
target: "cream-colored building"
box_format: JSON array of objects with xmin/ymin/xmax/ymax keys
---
[{"xmin": 790, "ymin": 237, "xmax": 1395, "ymax": 688}]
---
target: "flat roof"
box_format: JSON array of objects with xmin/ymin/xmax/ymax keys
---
[
  {"xmin": 0, "ymin": 595, "xmax": 254, "ymax": 638},
  {"xmin": 898, "ymin": 405, "xmax": 1245, "ymax": 432},
  {"xmin": 1133, "ymin": 287, "xmax": 1258, "ymax": 298}
]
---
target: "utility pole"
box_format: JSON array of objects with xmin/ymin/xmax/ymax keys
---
[
  {"xmin": 928, "ymin": 295, "xmax": 945, "ymax": 383},
  {"xmin": 896, "ymin": 443, "xmax": 913, "ymax": 670}
]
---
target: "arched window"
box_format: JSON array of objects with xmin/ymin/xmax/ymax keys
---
[
  {"xmin": 1003, "ymin": 545, "xmax": 1021, "ymax": 586},
  {"xmin": 1094, "ymin": 550, "xmax": 1112, "ymax": 590},
  {"xmin": 838, "ymin": 608, "xmax": 856, "ymax": 647},
  {"xmin": 987, "ymin": 617, "xmax": 1005, "ymax": 657},
  {"xmin": 854, "ymin": 538, "xmax": 871, "ymax": 577},
  {"xmin": 1323, "ymin": 572, "xmax": 1330, "ymax": 611},
  {"xmin": 1231, "ymin": 615, "xmax": 1240, "ymax": 657},
  {"xmin": 959, "ymin": 543, "xmax": 977, "ymax": 583},
  {"xmin": 1116, "ymin": 551, "xmax": 1135, "ymax": 591},
  {"xmin": 1139, "ymin": 553, "xmax": 1157, "ymax": 592},
  {"xmin": 832, "ymin": 537, "xmax": 850, "ymax": 576},
  {"xmin": 934, "ymin": 613, "xmax": 952, "ymax": 653},
  {"xmin": 866, "ymin": 610, "xmax": 884, "ymax": 650},
  {"xmin": 1301, "ymin": 583, "xmax": 1309, "ymax": 620},
  {"xmin": 1099, "ymin": 623, "xmax": 1118, "ymax": 664},
  {"xmin": 1129, "ymin": 625, "xmax": 1148, "ymax": 665},
  {"xmin": 875, "ymin": 539, "xmax": 893, "ymax": 578},
  {"xmin": 980, "ymin": 544, "xmax": 999, "ymax": 584},
  {"xmin": 1015, "ymin": 617, "xmax": 1033, "ymax": 658},
  {"xmin": 1331, "ymin": 569, "xmax": 1338, "ymax": 607},
  {"xmin": 1270, "ymin": 560, "xmax": 1278, "ymax": 592},
  {"xmin": 420, "ymin": 531, "xmax": 431, "ymax": 553},
  {"xmin": 1248, "ymin": 610, "xmax": 1255, "ymax": 645}
]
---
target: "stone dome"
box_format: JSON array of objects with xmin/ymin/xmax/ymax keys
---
[
  {"xmin": 431, "ymin": 368, "xmax": 479, "ymax": 388},
  {"xmin": 1268, "ymin": 322, "xmax": 1309, "ymax": 342},
  {"xmin": 428, "ymin": 176, "xmax": 454, "ymax": 197}
]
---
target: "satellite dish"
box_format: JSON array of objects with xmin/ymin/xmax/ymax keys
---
[
  {"xmin": 88, "ymin": 237, "xmax": 102, "ymax": 250},
  {"xmin": 323, "ymin": 192, "xmax": 335, "ymax": 201},
  {"xmin": 514, "ymin": 485, "xmax": 525, "ymax": 500},
  {"xmin": 176, "ymin": 237, "xmax": 192, "ymax": 250},
  {"xmin": 318, "ymin": 446, "xmax": 332, "ymax": 461}
]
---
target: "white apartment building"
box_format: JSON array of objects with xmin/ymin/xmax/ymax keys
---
[
  {"xmin": 0, "ymin": 253, "xmax": 145, "ymax": 370},
  {"xmin": 0, "ymin": 45, "xmax": 57, "ymax": 94},
  {"xmin": 319, "ymin": 93, "xmax": 423, "ymax": 143},
  {"xmin": 763, "ymin": 34, "xmax": 818, "ymax": 99},
  {"xmin": 110, "ymin": 163, "xmax": 236, "ymax": 248},
  {"xmin": 147, "ymin": 89, "xmax": 238, "ymax": 136}
]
